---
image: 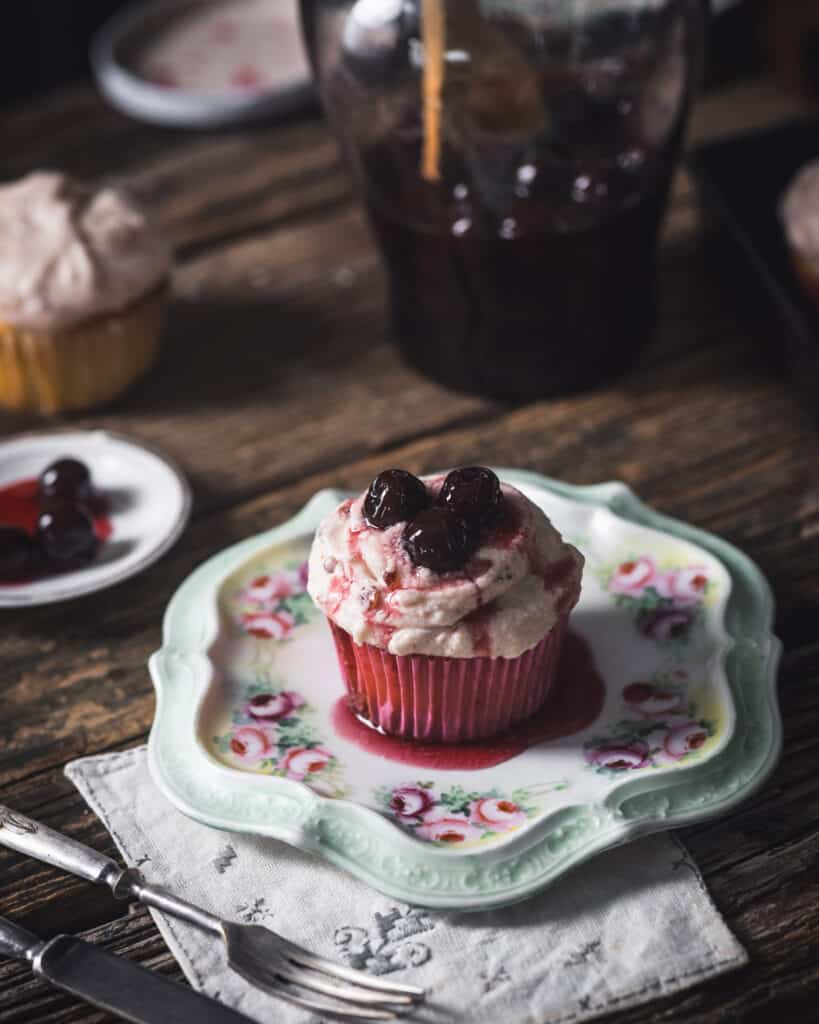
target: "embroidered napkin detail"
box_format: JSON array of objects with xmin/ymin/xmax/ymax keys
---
[{"xmin": 67, "ymin": 747, "xmax": 746, "ymax": 1024}]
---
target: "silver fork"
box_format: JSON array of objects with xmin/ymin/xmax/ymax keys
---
[{"xmin": 0, "ymin": 805, "xmax": 423, "ymax": 1021}]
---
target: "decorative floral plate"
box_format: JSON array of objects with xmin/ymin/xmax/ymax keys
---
[{"xmin": 148, "ymin": 470, "xmax": 781, "ymax": 910}]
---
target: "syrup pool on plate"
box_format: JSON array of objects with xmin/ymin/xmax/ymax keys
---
[{"xmin": 331, "ymin": 631, "xmax": 606, "ymax": 770}]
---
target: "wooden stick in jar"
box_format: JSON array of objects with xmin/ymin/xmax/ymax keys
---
[{"xmin": 420, "ymin": 0, "xmax": 445, "ymax": 182}]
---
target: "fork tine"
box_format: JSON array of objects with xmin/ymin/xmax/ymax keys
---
[
  {"xmin": 274, "ymin": 962, "xmax": 414, "ymax": 1007},
  {"xmin": 232, "ymin": 963, "xmax": 397, "ymax": 1021},
  {"xmin": 280, "ymin": 940, "xmax": 425, "ymax": 998}
]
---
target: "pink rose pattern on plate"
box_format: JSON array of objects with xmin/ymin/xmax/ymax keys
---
[
  {"xmin": 213, "ymin": 682, "xmax": 347, "ymax": 796},
  {"xmin": 603, "ymin": 556, "xmax": 713, "ymax": 645},
  {"xmin": 222, "ymin": 550, "xmax": 720, "ymax": 803},
  {"xmin": 235, "ymin": 561, "xmax": 316, "ymax": 640},
  {"xmin": 375, "ymin": 781, "xmax": 568, "ymax": 847},
  {"xmin": 584, "ymin": 669, "xmax": 715, "ymax": 773}
]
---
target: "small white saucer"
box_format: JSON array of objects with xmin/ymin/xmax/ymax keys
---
[
  {"xmin": 0, "ymin": 431, "xmax": 191, "ymax": 608},
  {"xmin": 91, "ymin": 0, "xmax": 313, "ymax": 129}
]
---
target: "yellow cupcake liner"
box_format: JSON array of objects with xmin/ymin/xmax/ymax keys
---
[
  {"xmin": 790, "ymin": 250, "xmax": 819, "ymax": 310},
  {"xmin": 0, "ymin": 284, "xmax": 167, "ymax": 415}
]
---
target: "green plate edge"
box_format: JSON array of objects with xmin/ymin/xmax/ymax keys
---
[{"xmin": 147, "ymin": 470, "xmax": 783, "ymax": 910}]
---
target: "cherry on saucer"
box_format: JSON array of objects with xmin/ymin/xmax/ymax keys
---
[{"xmin": 0, "ymin": 456, "xmax": 108, "ymax": 582}]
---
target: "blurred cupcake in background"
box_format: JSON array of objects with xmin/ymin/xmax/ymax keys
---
[
  {"xmin": 0, "ymin": 171, "xmax": 171, "ymax": 415},
  {"xmin": 780, "ymin": 160, "xmax": 819, "ymax": 309}
]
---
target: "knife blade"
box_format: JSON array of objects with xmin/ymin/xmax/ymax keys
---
[{"xmin": 0, "ymin": 916, "xmax": 253, "ymax": 1024}]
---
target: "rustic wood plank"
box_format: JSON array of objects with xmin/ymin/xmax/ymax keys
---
[
  {"xmin": 0, "ymin": 204, "xmax": 501, "ymax": 509},
  {"xmin": 0, "ymin": 84, "xmax": 323, "ymax": 190},
  {"xmin": 117, "ymin": 121, "xmax": 349, "ymax": 257}
]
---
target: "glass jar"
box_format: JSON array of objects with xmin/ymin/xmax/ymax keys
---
[{"xmin": 301, "ymin": 0, "xmax": 706, "ymax": 399}]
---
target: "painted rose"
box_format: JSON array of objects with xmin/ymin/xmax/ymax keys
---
[
  {"xmin": 585, "ymin": 741, "xmax": 650, "ymax": 771},
  {"xmin": 655, "ymin": 567, "xmax": 709, "ymax": 607},
  {"xmin": 470, "ymin": 797, "xmax": 526, "ymax": 831},
  {"xmin": 663, "ymin": 722, "xmax": 709, "ymax": 760},
  {"xmin": 241, "ymin": 608, "xmax": 296, "ymax": 640},
  {"xmin": 244, "ymin": 690, "xmax": 304, "ymax": 722},
  {"xmin": 280, "ymin": 746, "xmax": 333, "ymax": 780},
  {"xmin": 229, "ymin": 724, "xmax": 277, "ymax": 765},
  {"xmin": 242, "ymin": 570, "xmax": 304, "ymax": 608},
  {"xmin": 622, "ymin": 682, "xmax": 685, "ymax": 718},
  {"xmin": 298, "ymin": 560, "xmax": 309, "ymax": 589},
  {"xmin": 608, "ymin": 556, "xmax": 657, "ymax": 596},
  {"xmin": 638, "ymin": 607, "xmax": 694, "ymax": 643},
  {"xmin": 643, "ymin": 726, "xmax": 673, "ymax": 754},
  {"xmin": 308, "ymin": 776, "xmax": 340, "ymax": 797},
  {"xmin": 389, "ymin": 786, "xmax": 435, "ymax": 821},
  {"xmin": 416, "ymin": 813, "xmax": 482, "ymax": 844}
]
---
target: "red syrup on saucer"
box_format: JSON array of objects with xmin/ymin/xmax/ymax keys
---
[
  {"xmin": 330, "ymin": 630, "xmax": 605, "ymax": 770},
  {"xmin": 0, "ymin": 477, "xmax": 112, "ymax": 586}
]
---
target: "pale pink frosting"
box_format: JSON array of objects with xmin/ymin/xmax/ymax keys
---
[
  {"xmin": 781, "ymin": 160, "xmax": 819, "ymax": 269},
  {"xmin": 0, "ymin": 172, "xmax": 171, "ymax": 329},
  {"xmin": 307, "ymin": 477, "xmax": 583, "ymax": 658}
]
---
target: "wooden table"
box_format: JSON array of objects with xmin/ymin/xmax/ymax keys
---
[{"xmin": 1, "ymin": 75, "xmax": 818, "ymax": 1024}]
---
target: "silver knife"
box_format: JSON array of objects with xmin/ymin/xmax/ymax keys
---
[{"xmin": 0, "ymin": 915, "xmax": 253, "ymax": 1024}]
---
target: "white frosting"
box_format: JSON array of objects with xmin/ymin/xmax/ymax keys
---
[
  {"xmin": 308, "ymin": 478, "xmax": 583, "ymax": 659},
  {"xmin": 0, "ymin": 172, "xmax": 171, "ymax": 330},
  {"xmin": 781, "ymin": 161, "xmax": 819, "ymax": 266}
]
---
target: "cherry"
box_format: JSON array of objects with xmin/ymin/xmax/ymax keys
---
[
  {"xmin": 40, "ymin": 458, "xmax": 93, "ymax": 507},
  {"xmin": 364, "ymin": 469, "xmax": 428, "ymax": 529},
  {"xmin": 436, "ymin": 467, "xmax": 504, "ymax": 530},
  {"xmin": 35, "ymin": 503, "xmax": 98, "ymax": 570},
  {"xmin": 0, "ymin": 527, "xmax": 33, "ymax": 581},
  {"xmin": 403, "ymin": 508, "xmax": 478, "ymax": 572}
]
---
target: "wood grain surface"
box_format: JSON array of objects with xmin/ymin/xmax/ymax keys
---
[{"xmin": 1, "ymin": 76, "xmax": 818, "ymax": 1023}]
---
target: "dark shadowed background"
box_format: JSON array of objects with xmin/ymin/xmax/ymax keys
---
[{"xmin": 0, "ymin": 0, "xmax": 773, "ymax": 108}]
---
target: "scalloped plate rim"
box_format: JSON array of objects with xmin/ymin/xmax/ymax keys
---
[{"xmin": 147, "ymin": 470, "xmax": 782, "ymax": 909}]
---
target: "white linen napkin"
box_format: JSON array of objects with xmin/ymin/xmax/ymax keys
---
[{"xmin": 66, "ymin": 747, "xmax": 745, "ymax": 1024}]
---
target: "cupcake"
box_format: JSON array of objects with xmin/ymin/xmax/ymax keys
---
[
  {"xmin": 780, "ymin": 160, "xmax": 819, "ymax": 308},
  {"xmin": 0, "ymin": 171, "xmax": 171, "ymax": 415},
  {"xmin": 308, "ymin": 467, "xmax": 583, "ymax": 742}
]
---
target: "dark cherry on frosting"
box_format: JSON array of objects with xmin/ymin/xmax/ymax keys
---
[
  {"xmin": 364, "ymin": 469, "xmax": 428, "ymax": 529},
  {"xmin": 39, "ymin": 458, "xmax": 94, "ymax": 507},
  {"xmin": 0, "ymin": 526, "xmax": 33, "ymax": 581},
  {"xmin": 436, "ymin": 467, "xmax": 504, "ymax": 529},
  {"xmin": 36, "ymin": 503, "xmax": 98, "ymax": 570},
  {"xmin": 403, "ymin": 508, "xmax": 479, "ymax": 572}
]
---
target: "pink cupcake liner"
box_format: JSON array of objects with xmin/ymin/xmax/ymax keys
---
[{"xmin": 329, "ymin": 616, "xmax": 568, "ymax": 743}]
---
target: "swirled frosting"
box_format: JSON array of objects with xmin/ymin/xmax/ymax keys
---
[
  {"xmin": 0, "ymin": 171, "xmax": 171, "ymax": 330},
  {"xmin": 781, "ymin": 161, "xmax": 819, "ymax": 267},
  {"xmin": 308, "ymin": 477, "xmax": 583, "ymax": 659}
]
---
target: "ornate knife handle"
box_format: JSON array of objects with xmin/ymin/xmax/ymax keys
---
[
  {"xmin": 0, "ymin": 915, "xmax": 42, "ymax": 963},
  {"xmin": 0, "ymin": 804, "xmax": 223, "ymax": 937},
  {"xmin": 0, "ymin": 805, "xmax": 123, "ymax": 887}
]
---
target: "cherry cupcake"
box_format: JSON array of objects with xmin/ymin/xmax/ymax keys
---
[
  {"xmin": 307, "ymin": 468, "xmax": 583, "ymax": 742},
  {"xmin": 0, "ymin": 172, "xmax": 170, "ymax": 415}
]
